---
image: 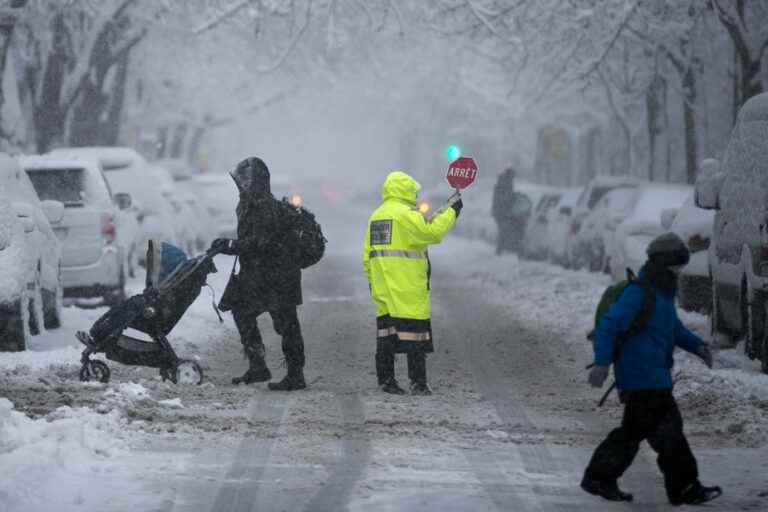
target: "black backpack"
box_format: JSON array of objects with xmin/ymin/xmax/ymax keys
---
[{"xmin": 278, "ymin": 198, "xmax": 326, "ymax": 269}]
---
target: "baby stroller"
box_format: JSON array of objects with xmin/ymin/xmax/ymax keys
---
[{"xmin": 77, "ymin": 240, "xmax": 219, "ymax": 385}]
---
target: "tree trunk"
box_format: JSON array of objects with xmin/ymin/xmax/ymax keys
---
[
  {"xmin": 33, "ymin": 14, "xmax": 69, "ymax": 153},
  {"xmin": 100, "ymin": 53, "xmax": 129, "ymax": 145},
  {"xmin": 682, "ymin": 66, "xmax": 698, "ymax": 184},
  {"xmin": 646, "ymin": 72, "xmax": 665, "ymax": 182}
]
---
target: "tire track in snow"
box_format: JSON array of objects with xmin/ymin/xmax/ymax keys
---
[
  {"xmin": 206, "ymin": 393, "xmax": 290, "ymax": 512},
  {"xmin": 301, "ymin": 262, "xmax": 371, "ymax": 512}
]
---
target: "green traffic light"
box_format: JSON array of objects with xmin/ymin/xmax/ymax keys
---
[{"xmin": 446, "ymin": 145, "xmax": 462, "ymax": 161}]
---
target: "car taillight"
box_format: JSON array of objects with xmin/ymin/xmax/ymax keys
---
[
  {"xmin": 102, "ymin": 214, "xmax": 116, "ymax": 243},
  {"xmin": 687, "ymin": 234, "xmax": 710, "ymax": 253}
]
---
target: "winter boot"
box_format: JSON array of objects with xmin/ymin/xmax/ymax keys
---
[
  {"xmin": 268, "ymin": 366, "xmax": 306, "ymax": 391},
  {"xmin": 232, "ymin": 367, "xmax": 271, "ymax": 385},
  {"xmin": 232, "ymin": 349, "xmax": 271, "ymax": 385},
  {"xmin": 671, "ymin": 482, "xmax": 722, "ymax": 506},
  {"xmin": 581, "ymin": 477, "xmax": 633, "ymax": 502},
  {"xmin": 380, "ymin": 378, "xmax": 406, "ymax": 395},
  {"xmin": 410, "ymin": 381, "xmax": 432, "ymax": 396}
]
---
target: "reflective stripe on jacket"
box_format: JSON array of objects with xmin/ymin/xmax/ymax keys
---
[{"xmin": 362, "ymin": 171, "xmax": 456, "ymax": 320}]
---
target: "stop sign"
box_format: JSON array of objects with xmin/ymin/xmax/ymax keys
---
[{"xmin": 446, "ymin": 156, "xmax": 479, "ymax": 190}]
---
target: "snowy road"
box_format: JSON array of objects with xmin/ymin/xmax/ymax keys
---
[{"xmin": 3, "ymin": 231, "xmax": 768, "ymax": 511}]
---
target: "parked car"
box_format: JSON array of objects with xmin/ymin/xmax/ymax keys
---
[
  {"xmin": 20, "ymin": 155, "xmax": 132, "ymax": 305},
  {"xmin": 547, "ymin": 187, "xmax": 582, "ymax": 266},
  {"xmin": 565, "ymin": 175, "xmax": 639, "ymax": 268},
  {"xmin": 0, "ymin": 153, "xmax": 63, "ymax": 349},
  {"xmin": 521, "ymin": 189, "xmax": 562, "ymax": 260},
  {"xmin": 694, "ymin": 93, "xmax": 768, "ymax": 371},
  {"xmin": 189, "ymin": 173, "xmax": 238, "ymax": 239},
  {"xmin": 669, "ymin": 193, "xmax": 715, "ymax": 314},
  {"xmin": 153, "ymin": 158, "xmax": 200, "ymax": 182},
  {"xmin": 50, "ymin": 147, "xmax": 176, "ymax": 264},
  {"xmin": 608, "ymin": 183, "xmax": 692, "ymax": 281},
  {"xmin": 147, "ymin": 164, "xmax": 199, "ymax": 254},
  {"xmin": 570, "ymin": 186, "xmax": 639, "ymax": 272}
]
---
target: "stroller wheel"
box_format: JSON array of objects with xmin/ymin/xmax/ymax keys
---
[
  {"xmin": 174, "ymin": 360, "xmax": 204, "ymax": 385},
  {"xmin": 79, "ymin": 360, "xmax": 111, "ymax": 383}
]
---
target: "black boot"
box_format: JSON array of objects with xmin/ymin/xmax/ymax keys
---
[
  {"xmin": 268, "ymin": 365, "xmax": 306, "ymax": 391},
  {"xmin": 410, "ymin": 381, "xmax": 432, "ymax": 396},
  {"xmin": 671, "ymin": 482, "xmax": 722, "ymax": 506},
  {"xmin": 380, "ymin": 378, "xmax": 406, "ymax": 395},
  {"xmin": 233, "ymin": 349, "xmax": 271, "ymax": 385},
  {"xmin": 581, "ymin": 476, "xmax": 633, "ymax": 502}
]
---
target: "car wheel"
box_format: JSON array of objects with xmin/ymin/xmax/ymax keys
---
[
  {"xmin": 746, "ymin": 288, "xmax": 766, "ymax": 360},
  {"xmin": 43, "ymin": 268, "xmax": 63, "ymax": 330},
  {"xmin": 0, "ymin": 290, "xmax": 31, "ymax": 352},
  {"xmin": 28, "ymin": 270, "xmax": 45, "ymax": 336},
  {"xmin": 761, "ymin": 330, "xmax": 768, "ymax": 375}
]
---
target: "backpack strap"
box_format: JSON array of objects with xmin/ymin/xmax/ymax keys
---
[{"xmin": 613, "ymin": 274, "xmax": 656, "ymax": 362}]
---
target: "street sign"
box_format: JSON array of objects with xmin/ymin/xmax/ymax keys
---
[{"xmin": 446, "ymin": 156, "xmax": 478, "ymax": 190}]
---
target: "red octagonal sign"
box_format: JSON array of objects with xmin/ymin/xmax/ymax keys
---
[{"xmin": 446, "ymin": 156, "xmax": 479, "ymax": 190}]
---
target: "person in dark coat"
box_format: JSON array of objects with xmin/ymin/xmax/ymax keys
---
[
  {"xmin": 582, "ymin": 233, "xmax": 721, "ymax": 505},
  {"xmin": 491, "ymin": 166, "xmax": 527, "ymax": 254},
  {"xmin": 212, "ymin": 157, "xmax": 306, "ymax": 391}
]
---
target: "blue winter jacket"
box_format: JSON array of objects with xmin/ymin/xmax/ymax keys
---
[{"xmin": 593, "ymin": 273, "xmax": 703, "ymax": 391}]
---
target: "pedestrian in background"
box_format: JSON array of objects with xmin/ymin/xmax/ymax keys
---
[{"xmin": 362, "ymin": 171, "xmax": 461, "ymax": 395}]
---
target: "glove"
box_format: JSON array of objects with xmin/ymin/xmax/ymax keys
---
[
  {"xmin": 211, "ymin": 238, "xmax": 236, "ymax": 255},
  {"xmin": 697, "ymin": 343, "xmax": 713, "ymax": 369},
  {"xmin": 588, "ymin": 365, "xmax": 610, "ymax": 388},
  {"xmin": 451, "ymin": 198, "xmax": 463, "ymax": 218}
]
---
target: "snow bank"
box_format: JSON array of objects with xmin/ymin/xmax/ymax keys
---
[{"xmin": 0, "ymin": 398, "xmax": 127, "ymax": 510}]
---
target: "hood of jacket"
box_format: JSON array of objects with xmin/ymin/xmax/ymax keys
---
[
  {"xmin": 382, "ymin": 170, "xmax": 420, "ymax": 206},
  {"xmin": 231, "ymin": 157, "xmax": 271, "ymax": 197}
]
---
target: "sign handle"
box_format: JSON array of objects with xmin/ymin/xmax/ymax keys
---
[{"xmin": 429, "ymin": 189, "xmax": 462, "ymax": 222}]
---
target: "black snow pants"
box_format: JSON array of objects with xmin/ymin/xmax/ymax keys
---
[
  {"xmin": 584, "ymin": 389, "xmax": 699, "ymax": 502},
  {"xmin": 232, "ymin": 305, "xmax": 305, "ymax": 369}
]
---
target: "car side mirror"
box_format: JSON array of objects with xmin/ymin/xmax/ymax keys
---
[
  {"xmin": 12, "ymin": 202, "xmax": 35, "ymax": 233},
  {"xmin": 113, "ymin": 192, "xmax": 132, "ymax": 211},
  {"xmin": 559, "ymin": 206, "xmax": 572, "ymax": 216},
  {"xmin": 40, "ymin": 200, "xmax": 65, "ymax": 224},
  {"xmin": 694, "ymin": 158, "xmax": 724, "ymax": 210},
  {"xmin": 660, "ymin": 208, "xmax": 679, "ymax": 230}
]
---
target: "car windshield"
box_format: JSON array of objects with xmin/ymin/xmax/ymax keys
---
[{"xmin": 26, "ymin": 168, "xmax": 86, "ymax": 206}]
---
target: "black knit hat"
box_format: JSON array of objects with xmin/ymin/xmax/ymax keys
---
[{"xmin": 647, "ymin": 232, "xmax": 690, "ymax": 267}]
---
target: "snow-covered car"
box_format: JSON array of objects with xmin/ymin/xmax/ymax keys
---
[
  {"xmin": 188, "ymin": 173, "xmax": 238, "ymax": 239},
  {"xmin": 0, "ymin": 153, "xmax": 63, "ymax": 350},
  {"xmin": 50, "ymin": 147, "xmax": 176, "ymax": 264},
  {"xmin": 521, "ymin": 189, "xmax": 562, "ymax": 260},
  {"xmin": 153, "ymin": 158, "xmax": 201, "ymax": 182},
  {"xmin": 547, "ymin": 187, "xmax": 582, "ymax": 266},
  {"xmin": 668, "ymin": 194, "xmax": 714, "ymax": 314},
  {"xmin": 570, "ymin": 186, "xmax": 639, "ymax": 272},
  {"xmin": 694, "ymin": 93, "xmax": 768, "ymax": 369},
  {"xmin": 20, "ymin": 155, "xmax": 131, "ymax": 305},
  {"xmin": 147, "ymin": 164, "xmax": 199, "ymax": 255},
  {"xmin": 607, "ymin": 183, "xmax": 692, "ymax": 282},
  {"xmin": 565, "ymin": 175, "xmax": 639, "ymax": 269}
]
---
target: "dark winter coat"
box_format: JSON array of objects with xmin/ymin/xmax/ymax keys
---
[
  {"xmin": 593, "ymin": 266, "xmax": 703, "ymax": 392},
  {"xmin": 221, "ymin": 158, "xmax": 302, "ymax": 312}
]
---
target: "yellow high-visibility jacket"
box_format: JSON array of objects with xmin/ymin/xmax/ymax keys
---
[{"xmin": 363, "ymin": 171, "xmax": 457, "ymax": 320}]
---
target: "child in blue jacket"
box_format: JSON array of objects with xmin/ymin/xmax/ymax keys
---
[{"xmin": 582, "ymin": 233, "xmax": 721, "ymax": 505}]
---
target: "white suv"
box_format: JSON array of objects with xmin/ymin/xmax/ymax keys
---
[{"xmin": 20, "ymin": 155, "xmax": 131, "ymax": 305}]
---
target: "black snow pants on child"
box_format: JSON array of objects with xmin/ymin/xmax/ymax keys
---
[{"xmin": 584, "ymin": 389, "xmax": 699, "ymax": 502}]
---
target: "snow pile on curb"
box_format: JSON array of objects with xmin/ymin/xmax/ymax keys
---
[{"xmin": 0, "ymin": 397, "xmax": 127, "ymax": 509}]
